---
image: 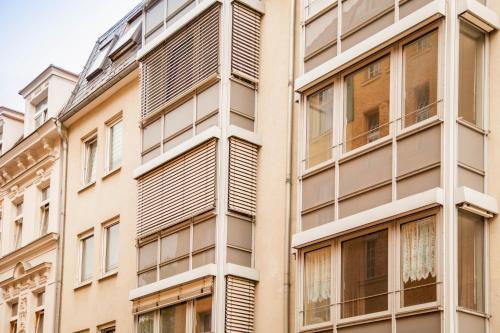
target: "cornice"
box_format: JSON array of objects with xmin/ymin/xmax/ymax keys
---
[{"xmin": 0, "ymin": 233, "xmax": 59, "ymax": 271}]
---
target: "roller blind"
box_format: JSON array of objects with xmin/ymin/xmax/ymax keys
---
[
  {"xmin": 225, "ymin": 276, "xmax": 255, "ymax": 333},
  {"xmin": 228, "ymin": 138, "xmax": 258, "ymax": 216},
  {"xmin": 137, "ymin": 139, "xmax": 217, "ymax": 238},
  {"xmin": 231, "ymin": 2, "xmax": 261, "ymax": 82},
  {"xmin": 141, "ymin": 3, "xmax": 221, "ymax": 119}
]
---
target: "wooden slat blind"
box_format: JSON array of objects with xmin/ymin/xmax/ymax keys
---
[
  {"xmin": 141, "ymin": 4, "xmax": 221, "ymax": 119},
  {"xmin": 137, "ymin": 139, "xmax": 217, "ymax": 238},
  {"xmin": 225, "ymin": 276, "xmax": 255, "ymax": 333},
  {"xmin": 231, "ymin": 2, "xmax": 261, "ymax": 82},
  {"xmin": 228, "ymin": 138, "xmax": 258, "ymax": 216}
]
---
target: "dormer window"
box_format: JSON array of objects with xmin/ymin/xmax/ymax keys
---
[
  {"xmin": 109, "ymin": 17, "xmax": 142, "ymax": 61},
  {"xmin": 34, "ymin": 98, "xmax": 48, "ymax": 129},
  {"xmin": 86, "ymin": 38, "xmax": 116, "ymax": 81}
]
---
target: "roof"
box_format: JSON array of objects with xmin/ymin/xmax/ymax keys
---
[
  {"xmin": 60, "ymin": 3, "xmax": 143, "ymax": 121},
  {"xmin": 18, "ymin": 65, "xmax": 79, "ymax": 97},
  {"xmin": 0, "ymin": 106, "xmax": 24, "ymax": 122}
]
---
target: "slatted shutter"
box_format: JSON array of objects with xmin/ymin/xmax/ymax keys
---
[
  {"xmin": 228, "ymin": 138, "xmax": 258, "ymax": 216},
  {"xmin": 137, "ymin": 139, "xmax": 217, "ymax": 238},
  {"xmin": 231, "ymin": 2, "xmax": 261, "ymax": 82},
  {"xmin": 225, "ymin": 276, "xmax": 255, "ymax": 333},
  {"xmin": 141, "ymin": 4, "xmax": 221, "ymax": 119}
]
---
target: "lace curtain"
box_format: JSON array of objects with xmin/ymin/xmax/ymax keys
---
[
  {"xmin": 401, "ymin": 218, "xmax": 436, "ymax": 283},
  {"xmin": 305, "ymin": 247, "xmax": 331, "ymax": 303}
]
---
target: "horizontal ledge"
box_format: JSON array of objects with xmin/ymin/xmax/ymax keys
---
[
  {"xmin": 225, "ymin": 263, "xmax": 260, "ymax": 281},
  {"xmin": 137, "ymin": 0, "xmax": 221, "ymax": 61},
  {"xmin": 231, "ymin": 0, "xmax": 265, "ymax": 14},
  {"xmin": 129, "ymin": 264, "xmax": 217, "ymax": 301},
  {"xmin": 295, "ymin": 0, "xmax": 445, "ymax": 92},
  {"xmin": 292, "ymin": 187, "xmax": 444, "ymax": 248},
  {"xmin": 458, "ymin": 0, "xmax": 500, "ymax": 32},
  {"xmin": 228, "ymin": 125, "xmax": 262, "ymax": 146},
  {"xmin": 455, "ymin": 186, "xmax": 498, "ymax": 216},
  {"xmin": 133, "ymin": 126, "xmax": 221, "ymax": 179}
]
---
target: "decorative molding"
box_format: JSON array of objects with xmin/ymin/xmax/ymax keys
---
[
  {"xmin": 0, "ymin": 233, "xmax": 58, "ymax": 271},
  {"xmin": 1, "ymin": 262, "xmax": 52, "ymax": 301}
]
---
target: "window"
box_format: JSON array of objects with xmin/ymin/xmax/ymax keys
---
[
  {"xmin": 137, "ymin": 296, "xmax": 212, "ymax": 333},
  {"xmin": 40, "ymin": 186, "xmax": 50, "ymax": 236},
  {"xmin": 344, "ymin": 55, "xmax": 390, "ymax": 151},
  {"xmin": 10, "ymin": 300, "xmax": 18, "ymax": 333},
  {"xmin": 138, "ymin": 215, "xmax": 215, "ymax": 287},
  {"xmin": 403, "ymin": 30, "xmax": 439, "ymax": 127},
  {"xmin": 458, "ymin": 21, "xmax": 485, "ymax": 127},
  {"xmin": 80, "ymin": 234, "xmax": 94, "ymax": 282},
  {"xmin": 400, "ymin": 217, "xmax": 437, "ymax": 307},
  {"xmin": 107, "ymin": 119, "xmax": 123, "ymax": 171},
  {"xmin": 306, "ymin": 85, "xmax": 333, "ymax": 168},
  {"xmin": 341, "ymin": 229, "xmax": 388, "ymax": 318},
  {"xmin": 13, "ymin": 201, "xmax": 23, "ymax": 249},
  {"xmin": 34, "ymin": 291, "xmax": 45, "ymax": 333},
  {"xmin": 458, "ymin": 210, "xmax": 485, "ymax": 312},
  {"xmin": 83, "ymin": 135, "xmax": 98, "ymax": 184},
  {"xmin": 34, "ymin": 98, "xmax": 48, "ymax": 129},
  {"xmin": 303, "ymin": 246, "xmax": 331, "ymax": 326},
  {"xmin": 99, "ymin": 325, "xmax": 116, "ymax": 333},
  {"xmin": 104, "ymin": 222, "xmax": 119, "ymax": 273}
]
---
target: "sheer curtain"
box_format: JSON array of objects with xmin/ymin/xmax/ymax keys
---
[
  {"xmin": 401, "ymin": 218, "xmax": 436, "ymax": 284},
  {"xmin": 304, "ymin": 246, "xmax": 331, "ymax": 324}
]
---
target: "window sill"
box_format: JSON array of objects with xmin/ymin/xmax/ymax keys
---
[
  {"xmin": 395, "ymin": 304, "xmax": 442, "ymax": 318},
  {"xmin": 98, "ymin": 270, "xmax": 118, "ymax": 282},
  {"xmin": 456, "ymin": 306, "xmax": 491, "ymax": 319},
  {"xmin": 102, "ymin": 167, "xmax": 121, "ymax": 181},
  {"xmin": 336, "ymin": 311, "xmax": 392, "ymax": 328},
  {"xmin": 78, "ymin": 181, "xmax": 96, "ymax": 194},
  {"xmin": 74, "ymin": 280, "xmax": 92, "ymax": 291}
]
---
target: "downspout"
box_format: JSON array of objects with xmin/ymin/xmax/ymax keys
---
[
  {"xmin": 284, "ymin": 0, "xmax": 296, "ymax": 331},
  {"xmin": 54, "ymin": 120, "xmax": 68, "ymax": 333}
]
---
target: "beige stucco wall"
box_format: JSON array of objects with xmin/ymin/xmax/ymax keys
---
[
  {"xmin": 253, "ymin": 0, "xmax": 291, "ymax": 331},
  {"xmin": 60, "ymin": 76, "xmax": 140, "ymax": 333}
]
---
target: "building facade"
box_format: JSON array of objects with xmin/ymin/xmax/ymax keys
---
[
  {"xmin": 291, "ymin": 0, "xmax": 499, "ymax": 333},
  {"xmin": 0, "ymin": 66, "xmax": 77, "ymax": 333}
]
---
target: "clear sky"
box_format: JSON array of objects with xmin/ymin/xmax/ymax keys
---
[{"xmin": 0, "ymin": 0, "xmax": 141, "ymax": 111}]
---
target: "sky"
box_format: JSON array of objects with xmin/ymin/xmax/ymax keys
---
[{"xmin": 0, "ymin": 0, "xmax": 141, "ymax": 111}]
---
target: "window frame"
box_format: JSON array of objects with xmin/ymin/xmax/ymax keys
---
[
  {"xmin": 39, "ymin": 185, "xmax": 50, "ymax": 237},
  {"xmin": 78, "ymin": 229, "xmax": 95, "ymax": 285},
  {"xmin": 34, "ymin": 98, "xmax": 48, "ymax": 130},
  {"xmin": 9, "ymin": 299, "xmax": 18, "ymax": 333},
  {"xmin": 105, "ymin": 113, "xmax": 124, "ymax": 174},
  {"xmin": 13, "ymin": 200, "xmax": 23, "ymax": 250},
  {"xmin": 34, "ymin": 289, "xmax": 45, "ymax": 333},
  {"xmin": 82, "ymin": 131, "xmax": 98, "ymax": 186},
  {"xmin": 298, "ymin": 209, "xmax": 442, "ymax": 330},
  {"xmin": 102, "ymin": 218, "xmax": 120, "ymax": 276}
]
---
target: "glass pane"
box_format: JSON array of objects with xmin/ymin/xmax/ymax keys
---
[
  {"xmin": 146, "ymin": 0, "xmax": 164, "ymax": 34},
  {"xmin": 458, "ymin": 211, "xmax": 484, "ymax": 312},
  {"xmin": 138, "ymin": 269, "xmax": 157, "ymax": 287},
  {"xmin": 109, "ymin": 121, "xmax": 123, "ymax": 170},
  {"xmin": 138, "ymin": 312, "xmax": 155, "ymax": 333},
  {"xmin": 306, "ymin": 85, "xmax": 333, "ymax": 168},
  {"xmin": 164, "ymin": 99, "xmax": 194, "ymax": 139},
  {"xmin": 403, "ymin": 30, "xmax": 439, "ymax": 127},
  {"xmin": 192, "ymin": 248, "xmax": 215, "ymax": 268},
  {"xmin": 459, "ymin": 21, "xmax": 485, "ymax": 127},
  {"xmin": 341, "ymin": 230, "xmax": 388, "ymax": 318},
  {"xmin": 401, "ymin": 217, "xmax": 437, "ymax": 307},
  {"xmin": 305, "ymin": 7, "xmax": 337, "ymax": 57},
  {"xmin": 143, "ymin": 118, "xmax": 162, "ymax": 152},
  {"xmin": 193, "ymin": 218, "xmax": 216, "ymax": 252},
  {"xmin": 160, "ymin": 228, "xmax": 190, "ymax": 263},
  {"xmin": 308, "ymin": 0, "xmax": 333, "ymax": 16},
  {"xmin": 344, "ymin": 55, "xmax": 390, "ymax": 151},
  {"xmin": 40, "ymin": 206, "xmax": 49, "ymax": 236},
  {"xmin": 85, "ymin": 139, "xmax": 97, "ymax": 183},
  {"xmin": 139, "ymin": 241, "xmax": 158, "ymax": 271},
  {"xmin": 167, "ymin": 0, "xmax": 190, "ymax": 16},
  {"xmin": 11, "ymin": 302, "xmax": 18, "ymax": 316},
  {"xmin": 41, "ymin": 187, "xmax": 49, "ymax": 201},
  {"xmin": 160, "ymin": 302, "xmax": 187, "ymax": 333},
  {"xmin": 304, "ymin": 246, "xmax": 331, "ymax": 326},
  {"xmin": 342, "ymin": 0, "xmax": 393, "ymax": 33},
  {"xmin": 194, "ymin": 296, "xmax": 212, "ymax": 333},
  {"xmin": 159, "ymin": 257, "xmax": 189, "ymax": 279},
  {"xmin": 35, "ymin": 312, "xmax": 44, "ymax": 333},
  {"xmin": 81, "ymin": 235, "xmax": 94, "ymax": 281},
  {"xmin": 105, "ymin": 223, "xmax": 119, "ymax": 272}
]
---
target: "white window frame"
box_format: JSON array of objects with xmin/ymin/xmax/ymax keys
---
[
  {"xmin": 82, "ymin": 131, "xmax": 98, "ymax": 186},
  {"xmin": 34, "ymin": 98, "xmax": 48, "ymax": 130},
  {"xmin": 34, "ymin": 290, "xmax": 45, "ymax": 333},
  {"xmin": 102, "ymin": 217, "xmax": 120, "ymax": 277},
  {"xmin": 77, "ymin": 229, "xmax": 95, "ymax": 285},
  {"xmin": 105, "ymin": 113, "xmax": 123, "ymax": 174},
  {"xmin": 9, "ymin": 299, "xmax": 18, "ymax": 333},
  {"xmin": 39, "ymin": 186, "xmax": 50, "ymax": 236},
  {"xmin": 298, "ymin": 209, "xmax": 442, "ymax": 331},
  {"xmin": 13, "ymin": 200, "xmax": 23, "ymax": 250}
]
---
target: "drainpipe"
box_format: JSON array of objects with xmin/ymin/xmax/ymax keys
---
[
  {"xmin": 284, "ymin": 0, "xmax": 296, "ymax": 331},
  {"xmin": 54, "ymin": 119, "xmax": 68, "ymax": 333}
]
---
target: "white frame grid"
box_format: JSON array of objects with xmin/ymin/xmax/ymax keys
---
[
  {"xmin": 105, "ymin": 113, "xmax": 124, "ymax": 174},
  {"xmin": 33, "ymin": 289, "xmax": 45, "ymax": 333},
  {"xmin": 101, "ymin": 217, "xmax": 120, "ymax": 277},
  {"xmin": 39, "ymin": 185, "xmax": 50, "ymax": 237},
  {"xmin": 82, "ymin": 131, "xmax": 98, "ymax": 186},
  {"xmin": 77, "ymin": 229, "xmax": 95, "ymax": 285}
]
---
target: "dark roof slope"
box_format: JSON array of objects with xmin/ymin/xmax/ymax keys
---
[{"xmin": 60, "ymin": 3, "xmax": 143, "ymax": 121}]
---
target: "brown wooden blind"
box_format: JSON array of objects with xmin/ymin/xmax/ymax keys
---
[
  {"xmin": 225, "ymin": 276, "xmax": 255, "ymax": 333},
  {"xmin": 141, "ymin": 4, "xmax": 221, "ymax": 119},
  {"xmin": 137, "ymin": 139, "xmax": 217, "ymax": 238},
  {"xmin": 231, "ymin": 2, "xmax": 261, "ymax": 82},
  {"xmin": 228, "ymin": 138, "xmax": 258, "ymax": 216}
]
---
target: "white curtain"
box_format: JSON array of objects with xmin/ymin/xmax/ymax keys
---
[
  {"xmin": 402, "ymin": 218, "xmax": 436, "ymax": 283},
  {"xmin": 305, "ymin": 247, "xmax": 331, "ymax": 303}
]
